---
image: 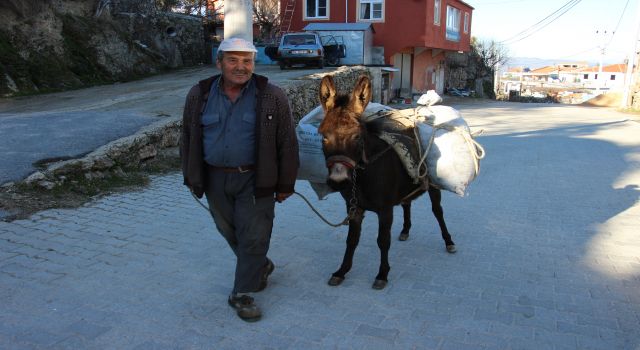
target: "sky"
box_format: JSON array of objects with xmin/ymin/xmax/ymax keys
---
[{"xmin": 469, "ymin": 0, "xmax": 639, "ymax": 65}]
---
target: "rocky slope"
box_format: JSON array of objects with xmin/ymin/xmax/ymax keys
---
[{"xmin": 0, "ymin": 0, "xmax": 206, "ymax": 97}]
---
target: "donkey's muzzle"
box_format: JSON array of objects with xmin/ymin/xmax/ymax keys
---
[
  {"xmin": 325, "ymin": 155, "xmax": 356, "ymax": 184},
  {"xmin": 326, "ymin": 155, "xmax": 357, "ymax": 170}
]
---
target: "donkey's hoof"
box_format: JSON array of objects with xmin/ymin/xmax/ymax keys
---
[
  {"xmin": 372, "ymin": 279, "xmax": 387, "ymax": 290},
  {"xmin": 328, "ymin": 276, "xmax": 344, "ymax": 286},
  {"xmin": 446, "ymin": 244, "xmax": 457, "ymax": 253},
  {"xmin": 398, "ymin": 233, "xmax": 409, "ymax": 241}
]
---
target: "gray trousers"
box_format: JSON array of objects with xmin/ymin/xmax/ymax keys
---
[{"xmin": 204, "ymin": 170, "xmax": 275, "ymax": 294}]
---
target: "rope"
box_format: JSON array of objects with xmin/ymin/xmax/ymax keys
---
[
  {"xmin": 190, "ymin": 189, "xmax": 348, "ymax": 227},
  {"xmin": 293, "ymin": 191, "xmax": 349, "ymax": 227},
  {"xmin": 412, "ymin": 107, "xmax": 486, "ymax": 181},
  {"xmin": 191, "ymin": 191, "xmax": 211, "ymax": 211}
]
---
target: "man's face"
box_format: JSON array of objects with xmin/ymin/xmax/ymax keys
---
[{"xmin": 217, "ymin": 51, "xmax": 255, "ymax": 87}]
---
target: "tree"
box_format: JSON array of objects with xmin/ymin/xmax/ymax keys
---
[
  {"xmin": 469, "ymin": 37, "xmax": 509, "ymax": 79},
  {"xmin": 253, "ymin": 0, "xmax": 280, "ymax": 43},
  {"xmin": 468, "ymin": 37, "xmax": 509, "ymax": 98},
  {"xmin": 155, "ymin": 0, "xmax": 208, "ymax": 15}
]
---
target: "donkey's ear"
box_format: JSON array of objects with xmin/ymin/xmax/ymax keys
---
[
  {"xmin": 350, "ymin": 75, "xmax": 372, "ymax": 116},
  {"xmin": 319, "ymin": 75, "xmax": 337, "ymax": 112}
]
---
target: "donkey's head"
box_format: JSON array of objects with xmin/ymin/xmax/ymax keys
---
[{"xmin": 317, "ymin": 75, "xmax": 372, "ymax": 189}]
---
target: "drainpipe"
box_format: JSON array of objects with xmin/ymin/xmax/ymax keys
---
[{"xmin": 345, "ymin": 0, "xmax": 348, "ymax": 23}]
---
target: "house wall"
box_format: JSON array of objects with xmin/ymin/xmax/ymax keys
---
[
  {"xmin": 286, "ymin": 0, "xmax": 472, "ymax": 63},
  {"xmin": 412, "ymin": 48, "xmax": 446, "ymax": 93},
  {"xmin": 583, "ymin": 72, "xmax": 626, "ymax": 90}
]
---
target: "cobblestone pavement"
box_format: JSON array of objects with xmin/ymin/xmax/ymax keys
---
[{"xmin": 1, "ymin": 102, "xmax": 639, "ymax": 349}]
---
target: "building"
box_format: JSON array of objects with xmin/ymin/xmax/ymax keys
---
[
  {"xmin": 281, "ymin": 0, "xmax": 474, "ymax": 96},
  {"xmin": 524, "ymin": 63, "xmax": 588, "ymax": 83},
  {"xmin": 580, "ymin": 64, "xmax": 627, "ymax": 90}
]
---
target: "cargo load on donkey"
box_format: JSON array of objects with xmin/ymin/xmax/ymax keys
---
[{"xmin": 295, "ymin": 91, "xmax": 485, "ymax": 198}]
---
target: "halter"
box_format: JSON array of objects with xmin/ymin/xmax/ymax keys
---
[
  {"xmin": 324, "ymin": 132, "xmax": 394, "ymax": 222},
  {"xmin": 324, "ymin": 131, "xmax": 392, "ymax": 171}
]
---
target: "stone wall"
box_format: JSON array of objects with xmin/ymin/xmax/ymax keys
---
[
  {"xmin": 23, "ymin": 66, "xmax": 373, "ymax": 190},
  {"xmin": 110, "ymin": 0, "xmax": 156, "ymax": 15}
]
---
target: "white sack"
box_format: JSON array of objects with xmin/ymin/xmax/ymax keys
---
[{"xmin": 415, "ymin": 105, "xmax": 482, "ymax": 196}]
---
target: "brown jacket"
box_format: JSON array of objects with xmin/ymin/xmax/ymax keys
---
[{"xmin": 180, "ymin": 73, "xmax": 299, "ymax": 198}]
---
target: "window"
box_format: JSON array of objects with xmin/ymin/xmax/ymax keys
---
[
  {"xmin": 446, "ymin": 6, "xmax": 460, "ymax": 41},
  {"xmin": 610, "ymin": 75, "xmax": 616, "ymax": 80},
  {"xmin": 305, "ymin": 0, "xmax": 327, "ymax": 19},
  {"xmin": 434, "ymin": 0, "xmax": 441, "ymax": 25},
  {"xmin": 583, "ymin": 74, "xmax": 588, "ymax": 79},
  {"xmin": 595, "ymin": 73, "xmax": 598, "ymax": 79},
  {"xmin": 463, "ymin": 12, "xmax": 469, "ymax": 33},
  {"xmin": 359, "ymin": 0, "xmax": 383, "ymax": 21}
]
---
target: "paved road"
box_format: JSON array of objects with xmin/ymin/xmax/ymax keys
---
[
  {"xmin": 1, "ymin": 100, "xmax": 638, "ymax": 349},
  {"xmin": 0, "ymin": 64, "xmax": 327, "ymax": 185}
]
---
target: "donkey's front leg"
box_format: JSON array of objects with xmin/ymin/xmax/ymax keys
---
[
  {"xmin": 328, "ymin": 207, "xmax": 365, "ymax": 286},
  {"xmin": 373, "ymin": 207, "xmax": 393, "ymax": 290}
]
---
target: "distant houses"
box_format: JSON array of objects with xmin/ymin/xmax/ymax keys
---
[{"xmin": 502, "ymin": 63, "xmax": 627, "ymax": 91}]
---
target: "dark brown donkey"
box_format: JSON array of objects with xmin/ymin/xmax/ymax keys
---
[{"xmin": 317, "ymin": 75, "xmax": 456, "ymax": 290}]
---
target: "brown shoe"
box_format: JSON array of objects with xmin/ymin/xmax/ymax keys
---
[
  {"xmin": 256, "ymin": 258, "xmax": 275, "ymax": 292},
  {"xmin": 228, "ymin": 294, "xmax": 262, "ymax": 322}
]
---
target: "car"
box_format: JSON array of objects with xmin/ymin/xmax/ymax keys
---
[
  {"xmin": 447, "ymin": 87, "xmax": 473, "ymax": 97},
  {"xmin": 277, "ymin": 32, "xmax": 325, "ymax": 69}
]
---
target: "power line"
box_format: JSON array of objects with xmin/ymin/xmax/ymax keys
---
[
  {"xmin": 556, "ymin": 46, "xmax": 599, "ymax": 59},
  {"xmin": 479, "ymin": 0, "xmax": 536, "ymax": 5},
  {"xmin": 606, "ymin": 0, "xmax": 631, "ymax": 47},
  {"xmin": 499, "ymin": 0, "xmax": 582, "ymax": 44}
]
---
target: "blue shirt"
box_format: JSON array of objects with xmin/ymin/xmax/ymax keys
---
[{"xmin": 202, "ymin": 76, "xmax": 257, "ymax": 167}]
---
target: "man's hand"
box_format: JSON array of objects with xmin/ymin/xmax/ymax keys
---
[{"xmin": 275, "ymin": 192, "xmax": 293, "ymax": 203}]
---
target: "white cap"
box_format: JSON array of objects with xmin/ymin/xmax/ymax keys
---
[{"xmin": 218, "ymin": 37, "xmax": 257, "ymax": 53}]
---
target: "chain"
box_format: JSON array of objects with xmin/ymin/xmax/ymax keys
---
[{"xmin": 347, "ymin": 168, "xmax": 359, "ymax": 221}]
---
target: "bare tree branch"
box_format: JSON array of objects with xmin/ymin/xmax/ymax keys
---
[{"xmin": 253, "ymin": 0, "xmax": 280, "ymax": 43}]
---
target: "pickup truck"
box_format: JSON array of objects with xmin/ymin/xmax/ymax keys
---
[{"xmin": 265, "ymin": 32, "xmax": 346, "ymax": 70}]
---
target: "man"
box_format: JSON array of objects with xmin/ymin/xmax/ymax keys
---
[{"xmin": 180, "ymin": 37, "xmax": 299, "ymax": 322}]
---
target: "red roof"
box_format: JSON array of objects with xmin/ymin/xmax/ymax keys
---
[{"xmin": 581, "ymin": 64, "xmax": 627, "ymax": 73}]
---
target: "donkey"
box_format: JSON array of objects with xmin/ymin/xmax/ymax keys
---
[{"xmin": 317, "ymin": 75, "xmax": 456, "ymax": 290}]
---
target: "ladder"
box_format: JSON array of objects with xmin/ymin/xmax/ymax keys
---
[{"xmin": 280, "ymin": 0, "xmax": 296, "ymax": 36}]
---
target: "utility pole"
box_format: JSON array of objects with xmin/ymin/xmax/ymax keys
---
[
  {"xmin": 224, "ymin": 0, "xmax": 254, "ymax": 42},
  {"xmin": 595, "ymin": 30, "xmax": 608, "ymax": 94},
  {"xmin": 621, "ymin": 1, "xmax": 640, "ymax": 109}
]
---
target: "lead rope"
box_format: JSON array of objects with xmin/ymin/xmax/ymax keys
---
[
  {"xmin": 293, "ymin": 191, "xmax": 350, "ymax": 227},
  {"xmin": 191, "ymin": 189, "xmax": 350, "ymax": 227}
]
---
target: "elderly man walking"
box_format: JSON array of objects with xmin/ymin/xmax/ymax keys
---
[{"xmin": 180, "ymin": 37, "xmax": 299, "ymax": 322}]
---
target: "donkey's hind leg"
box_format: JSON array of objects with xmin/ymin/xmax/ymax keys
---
[
  {"xmin": 398, "ymin": 201, "xmax": 411, "ymax": 241},
  {"xmin": 329, "ymin": 207, "xmax": 365, "ymax": 286},
  {"xmin": 428, "ymin": 187, "xmax": 456, "ymax": 253},
  {"xmin": 373, "ymin": 206, "xmax": 393, "ymax": 290}
]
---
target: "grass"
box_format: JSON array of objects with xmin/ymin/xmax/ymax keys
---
[{"xmin": 0, "ymin": 151, "xmax": 181, "ymax": 222}]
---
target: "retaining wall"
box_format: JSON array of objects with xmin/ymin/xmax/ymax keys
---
[{"xmin": 23, "ymin": 66, "xmax": 372, "ymax": 189}]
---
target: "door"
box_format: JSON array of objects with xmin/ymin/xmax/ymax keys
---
[{"xmin": 392, "ymin": 53, "xmax": 413, "ymax": 98}]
